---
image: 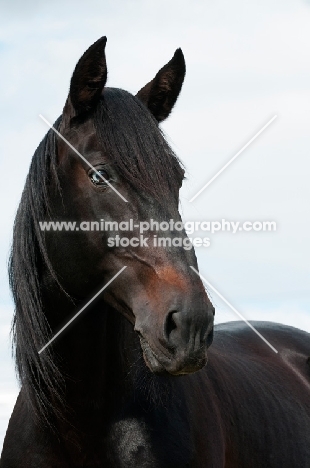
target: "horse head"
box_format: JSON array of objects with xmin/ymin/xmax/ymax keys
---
[{"xmin": 46, "ymin": 37, "xmax": 214, "ymax": 376}]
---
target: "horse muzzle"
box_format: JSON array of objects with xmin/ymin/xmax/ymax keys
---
[{"xmin": 136, "ymin": 306, "xmax": 214, "ymax": 376}]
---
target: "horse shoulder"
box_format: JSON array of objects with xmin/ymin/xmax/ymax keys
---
[{"xmin": 0, "ymin": 390, "xmax": 70, "ymax": 468}]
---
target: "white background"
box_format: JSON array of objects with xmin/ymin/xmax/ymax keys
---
[{"xmin": 1, "ymin": 0, "xmax": 310, "ymax": 450}]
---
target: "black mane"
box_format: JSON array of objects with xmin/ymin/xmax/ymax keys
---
[{"xmin": 9, "ymin": 117, "xmax": 64, "ymax": 427}]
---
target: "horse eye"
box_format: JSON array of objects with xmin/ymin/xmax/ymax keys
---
[{"xmin": 90, "ymin": 169, "xmax": 110, "ymax": 186}]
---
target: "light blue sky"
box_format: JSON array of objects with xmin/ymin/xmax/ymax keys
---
[{"xmin": 1, "ymin": 0, "xmax": 310, "ymax": 450}]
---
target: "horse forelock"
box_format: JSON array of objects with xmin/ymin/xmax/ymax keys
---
[{"xmin": 93, "ymin": 88, "xmax": 185, "ymax": 201}]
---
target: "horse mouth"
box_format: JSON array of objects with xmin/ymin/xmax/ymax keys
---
[
  {"xmin": 139, "ymin": 335, "xmax": 168, "ymax": 374},
  {"xmin": 138, "ymin": 334, "xmax": 207, "ymax": 376}
]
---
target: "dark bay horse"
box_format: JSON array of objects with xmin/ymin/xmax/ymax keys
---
[{"xmin": 1, "ymin": 37, "xmax": 310, "ymax": 467}]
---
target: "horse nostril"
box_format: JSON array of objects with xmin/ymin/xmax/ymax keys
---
[{"xmin": 164, "ymin": 310, "xmax": 178, "ymax": 340}]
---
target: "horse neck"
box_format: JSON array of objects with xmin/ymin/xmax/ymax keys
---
[{"xmin": 42, "ymin": 285, "xmax": 139, "ymax": 417}]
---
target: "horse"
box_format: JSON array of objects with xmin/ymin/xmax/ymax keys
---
[{"xmin": 1, "ymin": 36, "xmax": 310, "ymax": 468}]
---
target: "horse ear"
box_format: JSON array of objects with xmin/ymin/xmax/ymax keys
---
[
  {"xmin": 64, "ymin": 36, "xmax": 108, "ymax": 120},
  {"xmin": 136, "ymin": 49, "xmax": 186, "ymax": 122}
]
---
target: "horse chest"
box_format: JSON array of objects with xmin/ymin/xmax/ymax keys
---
[
  {"xmin": 102, "ymin": 414, "xmax": 197, "ymax": 468},
  {"xmin": 104, "ymin": 418, "xmax": 159, "ymax": 467}
]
